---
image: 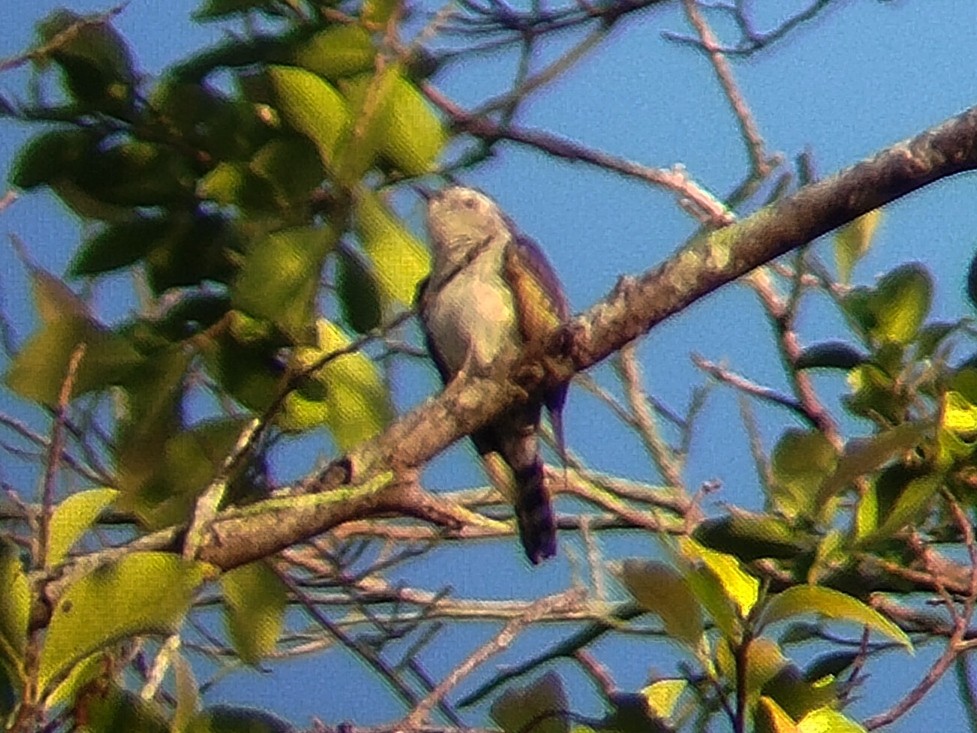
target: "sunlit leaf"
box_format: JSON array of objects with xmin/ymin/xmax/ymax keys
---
[
  {"xmin": 798, "ymin": 708, "xmax": 867, "ymax": 733},
  {"xmin": 354, "ymin": 189, "xmax": 431, "ymax": 306},
  {"xmin": 869, "ymin": 264, "xmax": 933, "ymax": 346},
  {"xmin": 47, "ymin": 488, "xmax": 119, "ymax": 568},
  {"xmin": 38, "ymin": 553, "xmax": 211, "ymax": 696},
  {"xmin": 757, "ymin": 585, "xmax": 911, "ymax": 650},
  {"xmin": 0, "ymin": 542, "xmax": 28, "ymax": 687},
  {"xmin": 292, "ymin": 25, "xmax": 376, "ymax": 80},
  {"xmin": 265, "ymin": 65, "xmax": 350, "ymax": 171},
  {"xmin": 282, "ymin": 320, "xmax": 393, "ymax": 445},
  {"xmin": 232, "ymin": 226, "xmax": 339, "ymax": 342},
  {"xmin": 770, "ymin": 429, "xmax": 837, "ymax": 520},
  {"xmin": 835, "ymin": 209, "xmax": 882, "ymax": 285},
  {"xmin": 755, "ymin": 695, "xmax": 800, "ymax": 733},
  {"xmin": 221, "ymin": 562, "xmax": 287, "ymax": 665},
  {"xmin": 641, "ymin": 680, "xmax": 687, "ymax": 722}
]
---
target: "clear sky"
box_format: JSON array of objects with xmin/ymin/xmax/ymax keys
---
[{"xmin": 3, "ymin": 1, "xmax": 977, "ymax": 730}]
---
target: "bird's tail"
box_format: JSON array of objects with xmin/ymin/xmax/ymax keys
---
[
  {"xmin": 512, "ymin": 458, "xmax": 557, "ymax": 564},
  {"xmin": 482, "ymin": 451, "xmax": 558, "ymax": 564}
]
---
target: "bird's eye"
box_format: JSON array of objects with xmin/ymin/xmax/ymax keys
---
[{"xmin": 461, "ymin": 196, "xmax": 477, "ymax": 209}]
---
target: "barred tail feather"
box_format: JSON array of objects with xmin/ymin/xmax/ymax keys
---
[{"xmin": 513, "ymin": 458, "xmax": 557, "ymax": 564}]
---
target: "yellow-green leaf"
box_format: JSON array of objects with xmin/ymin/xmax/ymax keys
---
[
  {"xmin": 678, "ymin": 538, "xmax": 760, "ymax": 619},
  {"xmin": 232, "ymin": 226, "xmax": 339, "ymax": 342},
  {"xmin": 221, "ymin": 561, "xmax": 287, "ymax": 665},
  {"xmin": 265, "ymin": 65, "xmax": 350, "ymax": 171},
  {"xmin": 835, "ymin": 209, "xmax": 882, "ymax": 285},
  {"xmin": 38, "ymin": 552, "xmax": 212, "ymax": 696},
  {"xmin": 757, "ymin": 585, "xmax": 911, "ymax": 650},
  {"xmin": 47, "ymin": 488, "xmax": 119, "ymax": 568},
  {"xmin": 292, "ymin": 25, "xmax": 376, "ymax": 80},
  {"xmin": 0, "ymin": 542, "xmax": 28, "ymax": 685},
  {"xmin": 870, "ymin": 263, "xmax": 933, "ymax": 345},
  {"xmin": 282, "ymin": 320, "xmax": 393, "ymax": 446},
  {"xmin": 376, "ymin": 74, "xmax": 444, "ymax": 175},
  {"xmin": 798, "ymin": 708, "xmax": 867, "ymax": 733},
  {"xmin": 641, "ymin": 680, "xmax": 686, "ymax": 721},
  {"xmin": 616, "ymin": 559, "xmax": 703, "ymax": 647},
  {"xmin": 354, "ymin": 189, "xmax": 430, "ymax": 305},
  {"xmin": 755, "ymin": 696, "xmax": 800, "ymax": 733}
]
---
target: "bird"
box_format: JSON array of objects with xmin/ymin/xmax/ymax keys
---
[{"xmin": 416, "ymin": 185, "xmax": 569, "ymax": 564}]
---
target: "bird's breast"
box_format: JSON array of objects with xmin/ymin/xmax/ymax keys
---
[{"xmin": 425, "ymin": 265, "xmax": 520, "ymax": 375}]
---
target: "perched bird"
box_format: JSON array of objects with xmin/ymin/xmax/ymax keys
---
[{"xmin": 417, "ymin": 186, "xmax": 569, "ymax": 564}]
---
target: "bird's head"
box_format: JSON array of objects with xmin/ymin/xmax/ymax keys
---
[{"xmin": 424, "ymin": 186, "xmax": 510, "ymax": 257}]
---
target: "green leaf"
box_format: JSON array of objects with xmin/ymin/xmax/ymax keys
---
[
  {"xmin": 194, "ymin": 0, "xmax": 277, "ymax": 20},
  {"xmin": 203, "ymin": 331, "xmax": 286, "ymax": 413},
  {"xmin": 490, "ymin": 672, "xmax": 568, "ymax": 733},
  {"xmin": 671, "ymin": 538, "xmax": 756, "ymax": 641},
  {"xmin": 36, "ymin": 9, "xmax": 137, "ymax": 116},
  {"xmin": 282, "ymin": 320, "xmax": 393, "ymax": 445},
  {"xmin": 38, "ymin": 552, "xmax": 211, "ymax": 696},
  {"xmin": 249, "ymin": 136, "xmax": 325, "ymax": 211},
  {"xmin": 869, "ymin": 264, "xmax": 933, "ymax": 346},
  {"xmin": 693, "ymin": 511, "xmax": 808, "ymax": 561},
  {"xmin": 47, "ymin": 488, "xmax": 119, "ymax": 568},
  {"xmin": 744, "ymin": 638, "xmax": 790, "ymax": 707},
  {"xmin": 757, "ymin": 585, "xmax": 911, "ymax": 650},
  {"xmin": 354, "ymin": 189, "xmax": 431, "ymax": 305},
  {"xmin": 232, "ymin": 226, "xmax": 339, "ymax": 342},
  {"xmin": 292, "ymin": 25, "xmax": 376, "ymax": 80},
  {"xmin": 72, "ymin": 684, "xmax": 169, "ymax": 733},
  {"xmin": 761, "ymin": 664, "xmax": 839, "ymax": 724},
  {"xmin": 333, "ymin": 68, "xmax": 401, "ymax": 184},
  {"xmin": 69, "ymin": 216, "xmax": 170, "ymax": 277},
  {"xmin": 9, "ymin": 128, "xmax": 97, "ymax": 190},
  {"xmin": 125, "ymin": 418, "xmax": 251, "ymax": 529},
  {"xmin": 151, "ymin": 79, "xmax": 264, "ymax": 161},
  {"xmin": 5, "ymin": 269, "xmax": 144, "ymax": 405},
  {"xmin": 187, "ymin": 705, "xmax": 292, "ymax": 733},
  {"xmin": 770, "ymin": 429, "xmax": 837, "ymax": 520},
  {"xmin": 816, "ymin": 422, "xmax": 930, "ymax": 509},
  {"xmin": 641, "ymin": 680, "xmax": 687, "ymax": 722},
  {"xmin": 755, "ymin": 696, "xmax": 800, "ymax": 733},
  {"xmin": 0, "ymin": 542, "xmax": 28, "ymax": 687},
  {"xmin": 265, "ymin": 65, "xmax": 351, "ymax": 171},
  {"xmin": 616, "ymin": 560, "xmax": 703, "ymax": 647},
  {"xmin": 834, "ymin": 209, "xmax": 882, "ymax": 285},
  {"xmin": 337, "ymin": 250, "xmax": 382, "ymax": 333},
  {"xmin": 798, "ymin": 708, "xmax": 867, "ymax": 733},
  {"xmin": 375, "ymin": 73, "xmax": 444, "ymax": 175},
  {"xmin": 862, "ymin": 474, "xmax": 940, "ymax": 544},
  {"xmin": 221, "ymin": 562, "xmax": 287, "ymax": 665}
]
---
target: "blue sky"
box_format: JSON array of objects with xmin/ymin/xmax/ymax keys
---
[{"xmin": 3, "ymin": 1, "xmax": 977, "ymax": 730}]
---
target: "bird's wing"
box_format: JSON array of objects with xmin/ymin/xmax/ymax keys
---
[
  {"xmin": 503, "ymin": 230, "xmax": 570, "ymax": 461},
  {"xmin": 415, "ymin": 276, "xmax": 453, "ymax": 385}
]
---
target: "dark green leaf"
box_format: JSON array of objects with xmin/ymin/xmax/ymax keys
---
[
  {"xmin": 337, "ymin": 250, "xmax": 382, "ymax": 333},
  {"xmin": 795, "ymin": 341, "xmax": 866, "ymax": 370}
]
